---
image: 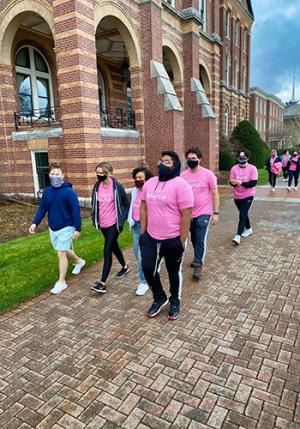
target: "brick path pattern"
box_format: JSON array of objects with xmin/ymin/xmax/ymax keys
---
[{"xmin": 0, "ymin": 198, "xmax": 299, "ymax": 428}]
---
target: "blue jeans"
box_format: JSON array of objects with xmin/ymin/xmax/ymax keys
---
[
  {"xmin": 133, "ymin": 222, "xmax": 146, "ymax": 283},
  {"xmin": 190, "ymin": 214, "xmax": 211, "ymax": 264}
]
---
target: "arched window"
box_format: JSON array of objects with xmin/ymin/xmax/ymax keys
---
[
  {"xmin": 224, "ymin": 105, "xmax": 229, "ymax": 136},
  {"xmin": 98, "ymin": 70, "xmax": 106, "ymax": 112},
  {"xmin": 15, "ymin": 46, "xmax": 53, "ymax": 116},
  {"xmin": 241, "ymin": 108, "xmax": 245, "ymax": 120}
]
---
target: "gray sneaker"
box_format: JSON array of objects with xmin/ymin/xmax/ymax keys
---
[{"xmin": 193, "ymin": 263, "xmax": 203, "ymax": 280}]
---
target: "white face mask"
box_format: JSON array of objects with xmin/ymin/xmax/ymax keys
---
[{"xmin": 50, "ymin": 176, "xmax": 64, "ymax": 187}]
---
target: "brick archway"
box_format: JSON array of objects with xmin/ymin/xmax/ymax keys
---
[
  {"xmin": 94, "ymin": 2, "xmax": 141, "ymax": 69},
  {"xmin": 162, "ymin": 39, "xmax": 183, "ymax": 86},
  {"xmin": 0, "ymin": 0, "xmax": 54, "ymax": 65}
]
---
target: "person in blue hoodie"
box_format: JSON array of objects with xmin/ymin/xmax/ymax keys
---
[{"xmin": 29, "ymin": 163, "xmax": 85, "ymax": 295}]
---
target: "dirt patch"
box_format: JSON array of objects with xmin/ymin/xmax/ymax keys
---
[{"xmin": 0, "ymin": 197, "xmax": 91, "ymax": 243}]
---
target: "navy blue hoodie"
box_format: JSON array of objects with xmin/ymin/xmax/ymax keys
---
[{"xmin": 33, "ymin": 182, "xmax": 81, "ymax": 231}]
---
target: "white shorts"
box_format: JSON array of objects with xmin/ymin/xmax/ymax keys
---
[{"xmin": 49, "ymin": 226, "xmax": 75, "ymax": 251}]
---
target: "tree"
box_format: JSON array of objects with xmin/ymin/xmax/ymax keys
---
[
  {"xmin": 230, "ymin": 120, "xmax": 269, "ymax": 168},
  {"xmin": 219, "ymin": 134, "xmax": 235, "ymax": 171}
]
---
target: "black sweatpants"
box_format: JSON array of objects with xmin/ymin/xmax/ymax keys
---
[
  {"xmin": 288, "ymin": 170, "xmax": 299, "ymax": 187},
  {"xmin": 100, "ymin": 224, "xmax": 126, "ymax": 282},
  {"xmin": 268, "ymin": 172, "xmax": 277, "ymax": 188},
  {"xmin": 234, "ymin": 196, "xmax": 254, "ymax": 236},
  {"xmin": 140, "ymin": 231, "xmax": 184, "ymax": 306},
  {"xmin": 283, "ymin": 166, "xmax": 288, "ymax": 180}
]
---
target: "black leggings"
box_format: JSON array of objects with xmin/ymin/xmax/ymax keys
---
[
  {"xmin": 288, "ymin": 170, "xmax": 299, "ymax": 187},
  {"xmin": 100, "ymin": 224, "xmax": 126, "ymax": 283},
  {"xmin": 268, "ymin": 172, "xmax": 277, "ymax": 188},
  {"xmin": 234, "ymin": 196, "xmax": 253, "ymax": 236}
]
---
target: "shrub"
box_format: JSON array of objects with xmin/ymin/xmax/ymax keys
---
[
  {"xmin": 230, "ymin": 120, "xmax": 270, "ymax": 168},
  {"xmin": 219, "ymin": 134, "xmax": 235, "ymax": 170}
]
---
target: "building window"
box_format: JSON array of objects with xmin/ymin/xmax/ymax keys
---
[
  {"xmin": 241, "ymin": 109, "xmax": 245, "ymax": 120},
  {"xmin": 233, "ymin": 108, "xmax": 237, "ymax": 128},
  {"xmin": 225, "ymin": 54, "xmax": 230, "ymax": 86},
  {"xmin": 15, "ymin": 46, "xmax": 53, "ymax": 117},
  {"xmin": 225, "ymin": 10, "xmax": 230, "ymax": 38},
  {"xmin": 31, "ymin": 151, "xmax": 50, "ymax": 195},
  {"xmin": 235, "ymin": 20, "xmax": 239, "ymax": 46},
  {"xmin": 165, "ymin": 0, "xmax": 175, "ymax": 6},
  {"xmin": 243, "ymin": 29, "xmax": 247, "ymax": 52},
  {"xmin": 224, "ymin": 105, "xmax": 229, "ymax": 135},
  {"xmin": 199, "ymin": 0, "xmax": 206, "ymax": 32},
  {"xmin": 233, "ymin": 60, "xmax": 238, "ymax": 88},
  {"xmin": 98, "ymin": 70, "xmax": 106, "ymax": 113},
  {"xmin": 242, "ymin": 66, "xmax": 246, "ymax": 92}
]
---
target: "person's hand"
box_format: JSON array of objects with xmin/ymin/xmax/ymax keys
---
[
  {"xmin": 230, "ymin": 179, "xmax": 242, "ymax": 186},
  {"xmin": 73, "ymin": 231, "xmax": 81, "ymax": 240},
  {"xmin": 29, "ymin": 224, "xmax": 37, "ymax": 234},
  {"xmin": 211, "ymin": 214, "xmax": 219, "ymax": 225}
]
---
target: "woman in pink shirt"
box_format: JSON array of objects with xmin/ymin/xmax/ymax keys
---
[
  {"xmin": 230, "ymin": 149, "xmax": 258, "ymax": 245},
  {"xmin": 90, "ymin": 162, "xmax": 130, "ymax": 293},
  {"xmin": 266, "ymin": 149, "xmax": 282, "ymax": 192},
  {"xmin": 128, "ymin": 167, "xmax": 153, "ymax": 296},
  {"xmin": 287, "ymin": 152, "xmax": 300, "ymax": 191}
]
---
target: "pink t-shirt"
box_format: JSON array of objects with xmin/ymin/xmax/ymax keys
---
[
  {"xmin": 142, "ymin": 176, "xmax": 194, "ymax": 240},
  {"xmin": 289, "ymin": 156, "xmax": 299, "ymax": 171},
  {"xmin": 282, "ymin": 154, "xmax": 289, "ymax": 167},
  {"xmin": 230, "ymin": 164, "xmax": 258, "ymax": 200},
  {"xmin": 132, "ymin": 190, "xmax": 143, "ymax": 222},
  {"xmin": 97, "ymin": 179, "xmax": 116, "ymax": 228},
  {"xmin": 181, "ymin": 167, "xmax": 217, "ymax": 218}
]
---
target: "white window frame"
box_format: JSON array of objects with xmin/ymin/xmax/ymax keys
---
[
  {"xmin": 225, "ymin": 54, "xmax": 230, "ymax": 86},
  {"xmin": 225, "ymin": 10, "xmax": 230, "ymax": 39},
  {"xmin": 31, "ymin": 150, "xmax": 48, "ymax": 196},
  {"xmin": 224, "ymin": 105, "xmax": 229, "ymax": 135},
  {"xmin": 243, "ymin": 29, "xmax": 247, "ymax": 52},
  {"xmin": 199, "ymin": 0, "xmax": 207, "ymax": 32},
  {"xmin": 235, "ymin": 20, "xmax": 239, "ymax": 46},
  {"xmin": 16, "ymin": 45, "xmax": 54, "ymax": 118},
  {"xmin": 233, "ymin": 60, "xmax": 238, "ymax": 88},
  {"xmin": 233, "ymin": 108, "xmax": 237, "ymax": 128}
]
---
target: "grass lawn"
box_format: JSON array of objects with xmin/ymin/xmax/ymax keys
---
[
  {"xmin": 0, "ymin": 220, "xmax": 133, "ymax": 313},
  {"xmin": 257, "ymin": 168, "xmax": 269, "ymax": 186}
]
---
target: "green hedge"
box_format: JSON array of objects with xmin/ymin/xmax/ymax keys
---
[{"xmin": 219, "ymin": 134, "xmax": 235, "ymax": 170}]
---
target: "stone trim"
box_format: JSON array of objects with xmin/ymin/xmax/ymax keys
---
[
  {"xmin": 101, "ymin": 128, "xmax": 140, "ymax": 139},
  {"xmin": 150, "ymin": 60, "xmax": 183, "ymax": 111},
  {"xmin": 12, "ymin": 128, "xmax": 63, "ymax": 141},
  {"xmin": 191, "ymin": 78, "xmax": 215, "ymax": 118}
]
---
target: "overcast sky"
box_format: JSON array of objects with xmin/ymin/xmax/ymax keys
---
[{"xmin": 250, "ymin": 0, "xmax": 300, "ymax": 103}]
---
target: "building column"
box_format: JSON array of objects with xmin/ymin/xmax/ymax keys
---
[{"xmin": 54, "ymin": 0, "xmax": 101, "ymax": 197}]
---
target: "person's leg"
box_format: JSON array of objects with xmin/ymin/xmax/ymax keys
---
[
  {"xmin": 294, "ymin": 171, "xmax": 299, "ymax": 188},
  {"xmin": 237, "ymin": 198, "xmax": 253, "ymax": 235},
  {"xmin": 111, "ymin": 225, "xmax": 126, "ymax": 268},
  {"xmin": 57, "ymin": 251, "xmax": 68, "ymax": 283},
  {"xmin": 268, "ymin": 172, "xmax": 273, "ymax": 186},
  {"xmin": 163, "ymin": 237, "xmax": 184, "ymax": 307},
  {"xmin": 67, "ymin": 249, "xmax": 81, "ymax": 264},
  {"xmin": 272, "ymin": 173, "xmax": 277, "ymax": 188},
  {"xmin": 190, "ymin": 218, "xmax": 197, "ymax": 262},
  {"xmin": 133, "ymin": 223, "xmax": 146, "ymax": 284},
  {"xmin": 100, "ymin": 225, "xmax": 116, "ymax": 283},
  {"xmin": 288, "ymin": 171, "xmax": 293, "ymax": 187},
  {"xmin": 234, "ymin": 198, "xmax": 242, "ymax": 235},
  {"xmin": 193, "ymin": 215, "xmax": 210, "ymax": 264},
  {"xmin": 140, "ymin": 232, "xmax": 166, "ymax": 304}
]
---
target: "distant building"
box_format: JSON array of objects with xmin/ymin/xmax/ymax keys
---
[
  {"xmin": 283, "ymin": 101, "xmax": 300, "ymax": 147},
  {"xmin": 249, "ymin": 87, "xmax": 285, "ymax": 147}
]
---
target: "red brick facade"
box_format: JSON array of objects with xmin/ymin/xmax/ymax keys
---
[{"xmin": 0, "ymin": 0, "xmax": 253, "ymax": 198}]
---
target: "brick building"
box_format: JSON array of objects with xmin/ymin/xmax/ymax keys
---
[
  {"xmin": 249, "ymin": 87, "xmax": 285, "ymax": 146},
  {"xmin": 0, "ymin": 0, "xmax": 253, "ymax": 199}
]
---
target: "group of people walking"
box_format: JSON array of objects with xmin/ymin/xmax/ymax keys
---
[
  {"xmin": 29, "ymin": 145, "xmax": 283, "ymax": 320},
  {"xmin": 267, "ymin": 149, "xmax": 300, "ymax": 192}
]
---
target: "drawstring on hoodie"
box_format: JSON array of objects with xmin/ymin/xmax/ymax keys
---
[{"xmin": 153, "ymin": 242, "xmax": 161, "ymax": 277}]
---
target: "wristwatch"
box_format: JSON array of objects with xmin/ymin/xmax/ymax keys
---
[{"xmin": 213, "ymin": 212, "xmax": 219, "ymax": 215}]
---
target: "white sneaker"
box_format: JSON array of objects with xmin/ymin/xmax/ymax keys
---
[
  {"xmin": 50, "ymin": 281, "xmax": 67, "ymax": 295},
  {"xmin": 72, "ymin": 259, "xmax": 86, "ymax": 275},
  {"xmin": 232, "ymin": 235, "xmax": 241, "ymax": 245},
  {"xmin": 287, "ymin": 187, "xmax": 291, "ymax": 192},
  {"xmin": 241, "ymin": 228, "xmax": 252, "ymax": 238},
  {"xmin": 136, "ymin": 283, "xmax": 149, "ymax": 296},
  {"xmin": 295, "ymin": 187, "xmax": 298, "ymax": 191},
  {"xmin": 271, "ymin": 188, "xmax": 275, "ymax": 192}
]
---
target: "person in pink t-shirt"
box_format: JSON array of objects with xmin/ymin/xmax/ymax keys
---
[
  {"xmin": 90, "ymin": 162, "xmax": 130, "ymax": 293},
  {"xmin": 128, "ymin": 167, "xmax": 154, "ymax": 296},
  {"xmin": 229, "ymin": 149, "xmax": 258, "ymax": 245},
  {"xmin": 181, "ymin": 147, "xmax": 219, "ymax": 281},
  {"xmin": 287, "ymin": 152, "xmax": 299, "ymax": 191},
  {"xmin": 266, "ymin": 149, "xmax": 282, "ymax": 192},
  {"xmin": 140, "ymin": 150, "xmax": 193, "ymax": 321},
  {"xmin": 280, "ymin": 150, "xmax": 290, "ymax": 181}
]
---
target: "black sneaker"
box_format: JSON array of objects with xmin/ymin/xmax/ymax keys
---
[
  {"xmin": 147, "ymin": 299, "xmax": 168, "ymax": 318},
  {"xmin": 116, "ymin": 266, "xmax": 130, "ymax": 279},
  {"xmin": 168, "ymin": 303, "xmax": 180, "ymax": 321},
  {"xmin": 190, "ymin": 260, "xmax": 197, "ymax": 268},
  {"xmin": 91, "ymin": 282, "xmax": 106, "ymax": 293},
  {"xmin": 193, "ymin": 263, "xmax": 203, "ymax": 280}
]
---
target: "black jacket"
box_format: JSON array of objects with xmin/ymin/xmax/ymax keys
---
[
  {"xmin": 287, "ymin": 156, "xmax": 300, "ymax": 172},
  {"xmin": 91, "ymin": 177, "xmax": 130, "ymax": 231},
  {"xmin": 266, "ymin": 156, "xmax": 282, "ymax": 172}
]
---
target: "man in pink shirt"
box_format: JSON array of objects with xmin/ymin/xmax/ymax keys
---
[
  {"xmin": 181, "ymin": 147, "xmax": 219, "ymax": 280},
  {"xmin": 230, "ymin": 149, "xmax": 258, "ymax": 245},
  {"xmin": 140, "ymin": 150, "xmax": 193, "ymax": 320}
]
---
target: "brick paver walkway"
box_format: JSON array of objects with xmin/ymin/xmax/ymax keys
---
[{"xmin": 0, "ymin": 196, "xmax": 299, "ymax": 428}]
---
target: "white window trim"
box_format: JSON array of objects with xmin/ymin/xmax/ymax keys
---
[
  {"xmin": 235, "ymin": 20, "xmax": 239, "ymax": 46},
  {"xmin": 225, "ymin": 10, "xmax": 230, "ymax": 39},
  {"xmin": 31, "ymin": 150, "xmax": 48, "ymax": 196},
  {"xmin": 16, "ymin": 45, "xmax": 54, "ymax": 118},
  {"xmin": 233, "ymin": 108, "xmax": 237, "ymax": 127},
  {"xmin": 224, "ymin": 106, "xmax": 229, "ymax": 135}
]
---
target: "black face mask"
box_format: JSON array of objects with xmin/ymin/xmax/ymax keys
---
[
  {"xmin": 97, "ymin": 174, "xmax": 107, "ymax": 183},
  {"xmin": 158, "ymin": 164, "xmax": 173, "ymax": 182},
  {"xmin": 187, "ymin": 159, "xmax": 199, "ymax": 169}
]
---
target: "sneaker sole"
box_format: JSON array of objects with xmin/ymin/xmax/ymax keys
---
[
  {"xmin": 193, "ymin": 275, "xmax": 202, "ymax": 281},
  {"xmin": 116, "ymin": 268, "xmax": 130, "ymax": 279},
  {"xmin": 147, "ymin": 300, "xmax": 168, "ymax": 318},
  {"xmin": 50, "ymin": 284, "xmax": 67, "ymax": 295},
  {"xmin": 136, "ymin": 289, "xmax": 149, "ymax": 296},
  {"xmin": 90, "ymin": 286, "xmax": 106, "ymax": 293},
  {"xmin": 72, "ymin": 261, "xmax": 86, "ymax": 275},
  {"xmin": 168, "ymin": 313, "xmax": 179, "ymax": 321},
  {"xmin": 232, "ymin": 240, "xmax": 240, "ymax": 245}
]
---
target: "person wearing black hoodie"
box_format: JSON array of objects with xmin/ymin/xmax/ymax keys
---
[
  {"xmin": 91, "ymin": 161, "xmax": 130, "ymax": 293},
  {"xmin": 29, "ymin": 163, "xmax": 84, "ymax": 295},
  {"xmin": 266, "ymin": 149, "xmax": 282, "ymax": 192},
  {"xmin": 139, "ymin": 150, "xmax": 194, "ymax": 321}
]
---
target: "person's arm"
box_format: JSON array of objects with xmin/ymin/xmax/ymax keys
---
[
  {"xmin": 229, "ymin": 167, "xmax": 241, "ymax": 186},
  {"xmin": 69, "ymin": 191, "xmax": 81, "ymax": 239},
  {"xmin": 119, "ymin": 183, "xmax": 130, "ymax": 219},
  {"xmin": 180, "ymin": 208, "xmax": 192, "ymax": 246},
  {"xmin": 29, "ymin": 195, "xmax": 47, "ymax": 234},
  {"xmin": 140, "ymin": 201, "xmax": 147, "ymax": 234},
  {"xmin": 241, "ymin": 180, "xmax": 257, "ymax": 188},
  {"xmin": 211, "ymin": 188, "xmax": 219, "ymax": 225}
]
